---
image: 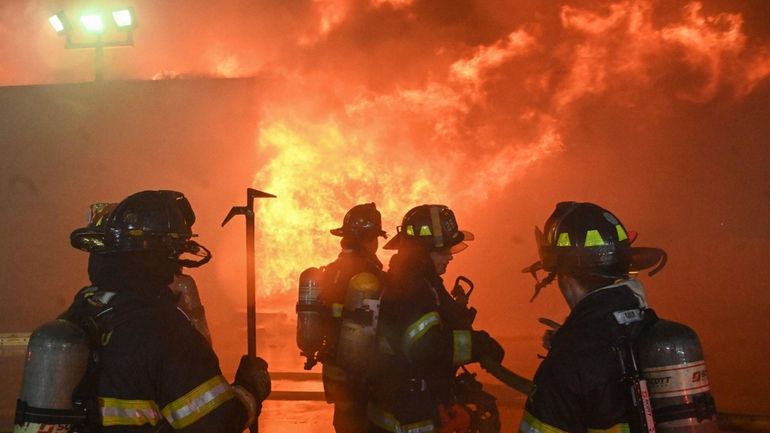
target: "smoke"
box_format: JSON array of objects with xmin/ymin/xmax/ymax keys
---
[
  {"xmin": 2, "ymin": 0, "xmax": 767, "ymax": 290},
  {"xmin": 4, "ymin": 0, "xmax": 768, "ymax": 294}
]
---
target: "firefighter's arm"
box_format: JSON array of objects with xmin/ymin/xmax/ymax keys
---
[
  {"xmin": 156, "ymin": 319, "xmax": 257, "ymax": 432},
  {"xmin": 402, "ymin": 311, "xmax": 504, "ymax": 369},
  {"xmin": 518, "ymin": 370, "xmax": 584, "ymax": 433},
  {"xmin": 400, "ymin": 310, "xmax": 473, "ymax": 368}
]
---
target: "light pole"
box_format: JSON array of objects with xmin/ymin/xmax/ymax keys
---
[{"xmin": 49, "ymin": 8, "xmax": 137, "ymax": 81}]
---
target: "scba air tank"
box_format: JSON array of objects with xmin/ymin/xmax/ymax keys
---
[
  {"xmin": 170, "ymin": 273, "xmax": 213, "ymax": 345},
  {"xmin": 296, "ymin": 267, "xmax": 325, "ymax": 369},
  {"xmin": 637, "ymin": 319, "xmax": 718, "ymax": 433},
  {"xmin": 336, "ymin": 272, "xmax": 381, "ymax": 375},
  {"xmin": 15, "ymin": 320, "xmax": 90, "ymax": 433}
]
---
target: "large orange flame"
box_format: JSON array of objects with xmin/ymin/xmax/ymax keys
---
[{"xmin": 242, "ymin": 1, "xmax": 770, "ymax": 299}]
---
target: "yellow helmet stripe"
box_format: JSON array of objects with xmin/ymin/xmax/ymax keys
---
[
  {"xmin": 429, "ymin": 206, "xmax": 444, "ymax": 247},
  {"xmin": 584, "ymin": 229, "xmax": 606, "ymax": 247},
  {"xmin": 556, "ymin": 232, "xmax": 571, "ymax": 247},
  {"xmin": 616, "ymin": 224, "xmax": 628, "ymax": 241}
]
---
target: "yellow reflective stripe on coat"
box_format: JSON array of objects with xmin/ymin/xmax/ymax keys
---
[
  {"xmin": 588, "ymin": 424, "xmax": 630, "ymax": 433},
  {"xmin": 452, "ymin": 330, "xmax": 472, "ymax": 366},
  {"xmin": 367, "ymin": 403, "xmax": 435, "ymax": 433},
  {"xmin": 332, "ymin": 303, "xmax": 344, "ymax": 318},
  {"xmin": 161, "ymin": 375, "xmax": 235, "ymax": 429},
  {"xmin": 518, "ymin": 410, "xmax": 568, "ymax": 433},
  {"xmin": 367, "ymin": 403, "xmax": 401, "ymax": 432},
  {"xmin": 100, "ymin": 397, "xmax": 161, "ymax": 426},
  {"xmin": 402, "ymin": 311, "xmax": 441, "ymax": 356},
  {"xmin": 402, "ymin": 419, "xmax": 435, "ymax": 433}
]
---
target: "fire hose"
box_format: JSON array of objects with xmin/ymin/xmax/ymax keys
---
[{"xmin": 479, "ymin": 356, "xmax": 534, "ymax": 396}]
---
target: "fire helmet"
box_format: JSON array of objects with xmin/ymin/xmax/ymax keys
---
[
  {"xmin": 524, "ymin": 201, "xmax": 666, "ymax": 299},
  {"xmin": 383, "ymin": 204, "xmax": 474, "ymax": 253},
  {"xmin": 536, "ymin": 202, "xmax": 633, "ymax": 277},
  {"xmin": 70, "ymin": 190, "xmax": 211, "ymax": 267},
  {"xmin": 330, "ymin": 202, "xmax": 387, "ymax": 239}
]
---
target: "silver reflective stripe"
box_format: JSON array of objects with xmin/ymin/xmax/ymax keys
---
[
  {"xmin": 402, "ymin": 312, "xmax": 441, "ymax": 356},
  {"xmin": 100, "ymin": 398, "xmax": 161, "ymax": 426},
  {"xmin": 161, "ymin": 375, "xmax": 235, "ymax": 429},
  {"xmin": 452, "ymin": 330, "xmax": 472, "ymax": 366}
]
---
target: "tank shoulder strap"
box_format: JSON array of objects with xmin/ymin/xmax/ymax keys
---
[
  {"xmin": 608, "ymin": 307, "xmax": 660, "ymax": 433},
  {"xmin": 58, "ymin": 286, "xmax": 122, "ymax": 433}
]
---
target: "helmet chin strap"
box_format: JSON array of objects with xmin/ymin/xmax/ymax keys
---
[
  {"xmin": 177, "ymin": 241, "xmax": 212, "ymax": 268},
  {"xmin": 529, "ymin": 270, "xmax": 557, "ymax": 302}
]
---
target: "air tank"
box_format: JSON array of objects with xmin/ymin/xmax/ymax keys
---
[
  {"xmin": 336, "ymin": 272, "xmax": 381, "ymax": 376},
  {"xmin": 15, "ymin": 319, "xmax": 90, "ymax": 433},
  {"xmin": 296, "ymin": 267, "xmax": 325, "ymax": 369},
  {"xmin": 637, "ymin": 319, "xmax": 718, "ymax": 433}
]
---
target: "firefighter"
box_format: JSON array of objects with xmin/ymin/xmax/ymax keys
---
[
  {"xmin": 518, "ymin": 201, "xmax": 670, "ymax": 433},
  {"xmin": 316, "ymin": 203, "xmax": 388, "ymax": 433},
  {"xmin": 36, "ymin": 190, "xmax": 270, "ymax": 432},
  {"xmin": 368, "ymin": 204, "xmax": 504, "ymax": 433}
]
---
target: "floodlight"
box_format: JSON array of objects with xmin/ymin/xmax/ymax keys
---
[
  {"xmin": 80, "ymin": 14, "xmax": 105, "ymax": 33},
  {"xmin": 49, "ymin": 7, "xmax": 137, "ymax": 81},
  {"xmin": 48, "ymin": 12, "xmax": 67, "ymax": 33},
  {"xmin": 111, "ymin": 9, "xmax": 135, "ymax": 29}
]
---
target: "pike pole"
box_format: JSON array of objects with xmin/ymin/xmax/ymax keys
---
[{"xmin": 222, "ymin": 188, "xmax": 275, "ymax": 433}]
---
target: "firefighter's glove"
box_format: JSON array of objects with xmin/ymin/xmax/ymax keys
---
[
  {"xmin": 235, "ymin": 355, "xmax": 271, "ymax": 402},
  {"xmin": 471, "ymin": 330, "xmax": 504, "ymax": 367},
  {"xmin": 232, "ymin": 355, "xmax": 271, "ymax": 426}
]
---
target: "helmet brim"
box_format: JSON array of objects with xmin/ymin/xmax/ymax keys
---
[
  {"xmin": 629, "ymin": 247, "xmax": 667, "ymax": 275},
  {"xmin": 383, "ymin": 230, "xmax": 473, "ymax": 252},
  {"xmin": 330, "ymin": 227, "xmax": 388, "ymax": 238},
  {"xmin": 70, "ymin": 227, "xmax": 107, "ymax": 253},
  {"xmin": 382, "ymin": 232, "xmax": 403, "ymax": 250}
]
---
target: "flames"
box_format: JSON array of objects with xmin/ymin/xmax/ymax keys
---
[
  {"xmin": 243, "ymin": 0, "xmax": 770, "ymax": 298},
  {"xmin": 2, "ymin": 1, "xmax": 767, "ymax": 299},
  {"xmin": 251, "ymin": 118, "xmax": 453, "ymax": 296}
]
